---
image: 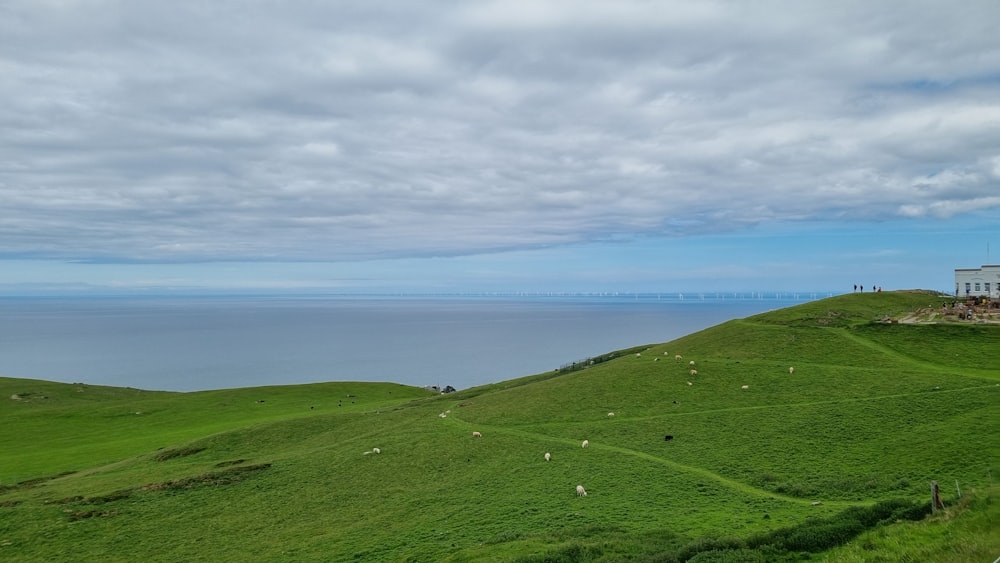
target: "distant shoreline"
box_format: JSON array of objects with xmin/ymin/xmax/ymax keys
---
[{"xmin": 0, "ymin": 291, "xmax": 840, "ymax": 302}]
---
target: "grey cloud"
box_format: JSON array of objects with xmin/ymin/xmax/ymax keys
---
[{"xmin": 1, "ymin": 0, "xmax": 998, "ymax": 262}]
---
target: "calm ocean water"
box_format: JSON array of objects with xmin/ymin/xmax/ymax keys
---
[{"xmin": 0, "ymin": 294, "xmax": 825, "ymax": 392}]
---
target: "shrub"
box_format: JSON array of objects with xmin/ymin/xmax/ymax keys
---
[
  {"xmin": 676, "ymin": 536, "xmax": 745, "ymax": 562},
  {"xmin": 746, "ymin": 498, "xmax": 929, "ymax": 553},
  {"xmin": 513, "ymin": 542, "xmax": 603, "ymax": 562},
  {"xmin": 687, "ymin": 548, "xmax": 767, "ymax": 562}
]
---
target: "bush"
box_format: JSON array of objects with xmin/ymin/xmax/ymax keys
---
[
  {"xmin": 746, "ymin": 498, "xmax": 929, "ymax": 553},
  {"xmin": 676, "ymin": 536, "xmax": 745, "ymax": 562},
  {"xmin": 687, "ymin": 548, "xmax": 766, "ymax": 562},
  {"xmin": 513, "ymin": 542, "xmax": 603, "ymax": 562},
  {"xmin": 776, "ymin": 521, "xmax": 865, "ymax": 551}
]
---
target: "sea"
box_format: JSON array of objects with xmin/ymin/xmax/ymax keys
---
[{"xmin": 0, "ymin": 293, "xmax": 831, "ymax": 392}]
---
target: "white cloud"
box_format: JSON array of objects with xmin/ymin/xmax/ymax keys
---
[{"xmin": 1, "ymin": 0, "xmax": 998, "ymax": 262}]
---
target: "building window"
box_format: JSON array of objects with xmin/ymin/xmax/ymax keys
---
[
  {"xmin": 975, "ymin": 283, "xmax": 981, "ymax": 292},
  {"xmin": 965, "ymin": 283, "xmax": 971, "ymax": 294},
  {"xmin": 986, "ymin": 282, "xmax": 992, "ymax": 295}
]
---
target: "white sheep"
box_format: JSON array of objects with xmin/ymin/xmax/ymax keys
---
[
  {"xmin": 690, "ymin": 369, "xmax": 698, "ymax": 376},
  {"xmin": 636, "ymin": 352, "xmax": 641, "ymax": 357},
  {"xmin": 372, "ymin": 447, "xmax": 381, "ymax": 454},
  {"xmin": 576, "ymin": 485, "xmax": 587, "ymax": 496},
  {"xmin": 581, "ymin": 439, "xmax": 589, "ymax": 448},
  {"xmin": 438, "ymin": 412, "xmax": 447, "ymax": 418},
  {"xmin": 789, "ymin": 366, "xmax": 795, "ymax": 374},
  {"xmin": 472, "ymin": 431, "xmax": 482, "ymax": 438},
  {"xmin": 689, "ymin": 360, "xmax": 695, "ymax": 366},
  {"xmin": 544, "ymin": 452, "xmax": 551, "ymax": 461},
  {"xmin": 674, "ymin": 354, "xmax": 682, "ymax": 360},
  {"xmin": 687, "ymin": 381, "xmax": 693, "ymax": 386},
  {"xmin": 607, "ymin": 412, "xmax": 615, "ymax": 417},
  {"xmin": 741, "ymin": 385, "xmax": 749, "ymax": 390}
]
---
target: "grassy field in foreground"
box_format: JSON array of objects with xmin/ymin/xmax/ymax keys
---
[{"xmin": 1, "ymin": 290, "xmax": 997, "ymax": 561}]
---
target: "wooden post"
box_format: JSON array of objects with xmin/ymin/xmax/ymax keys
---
[{"xmin": 930, "ymin": 481, "xmax": 944, "ymax": 513}]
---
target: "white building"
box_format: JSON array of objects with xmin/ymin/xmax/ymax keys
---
[{"xmin": 954, "ymin": 265, "xmax": 1000, "ymax": 298}]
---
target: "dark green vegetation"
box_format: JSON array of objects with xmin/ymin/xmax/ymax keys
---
[{"xmin": 1, "ymin": 290, "xmax": 997, "ymax": 561}]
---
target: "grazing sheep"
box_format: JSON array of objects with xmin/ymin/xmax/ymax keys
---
[
  {"xmin": 544, "ymin": 452, "xmax": 551, "ymax": 461},
  {"xmin": 789, "ymin": 366, "xmax": 795, "ymax": 374},
  {"xmin": 741, "ymin": 385, "xmax": 749, "ymax": 390},
  {"xmin": 687, "ymin": 381, "xmax": 693, "ymax": 386},
  {"xmin": 438, "ymin": 412, "xmax": 447, "ymax": 418},
  {"xmin": 636, "ymin": 352, "xmax": 641, "ymax": 357},
  {"xmin": 472, "ymin": 431, "xmax": 482, "ymax": 438},
  {"xmin": 576, "ymin": 485, "xmax": 587, "ymax": 497},
  {"xmin": 607, "ymin": 412, "xmax": 615, "ymax": 417},
  {"xmin": 654, "ymin": 357, "xmax": 660, "ymax": 362},
  {"xmin": 581, "ymin": 439, "xmax": 589, "ymax": 448},
  {"xmin": 689, "ymin": 360, "xmax": 695, "ymax": 366},
  {"xmin": 372, "ymin": 447, "xmax": 381, "ymax": 454},
  {"xmin": 690, "ymin": 369, "xmax": 698, "ymax": 376},
  {"xmin": 674, "ymin": 354, "xmax": 682, "ymax": 360}
]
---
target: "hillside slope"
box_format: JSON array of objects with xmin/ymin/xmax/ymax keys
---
[{"xmin": 1, "ymin": 290, "xmax": 997, "ymax": 561}]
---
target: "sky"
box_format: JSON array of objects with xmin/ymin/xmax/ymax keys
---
[{"xmin": 2, "ymin": 0, "xmax": 998, "ymax": 296}]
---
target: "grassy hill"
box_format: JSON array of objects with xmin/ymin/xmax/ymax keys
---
[{"xmin": 1, "ymin": 290, "xmax": 997, "ymax": 561}]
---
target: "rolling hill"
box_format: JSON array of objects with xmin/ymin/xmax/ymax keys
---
[{"xmin": 1, "ymin": 290, "xmax": 997, "ymax": 561}]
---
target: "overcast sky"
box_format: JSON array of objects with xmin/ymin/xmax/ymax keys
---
[{"xmin": 2, "ymin": 0, "xmax": 998, "ymax": 295}]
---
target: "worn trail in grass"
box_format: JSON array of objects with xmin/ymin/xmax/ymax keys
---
[
  {"xmin": 832, "ymin": 325, "xmax": 1000, "ymax": 379},
  {"xmin": 444, "ymin": 410, "xmax": 856, "ymax": 508},
  {"xmin": 444, "ymin": 378, "xmax": 995, "ymax": 509}
]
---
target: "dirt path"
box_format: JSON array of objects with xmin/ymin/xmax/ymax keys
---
[{"xmin": 442, "ymin": 405, "xmax": 856, "ymax": 508}]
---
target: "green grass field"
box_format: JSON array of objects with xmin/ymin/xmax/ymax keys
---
[{"xmin": 1, "ymin": 290, "xmax": 997, "ymax": 561}]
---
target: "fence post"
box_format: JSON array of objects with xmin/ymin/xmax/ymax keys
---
[{"xmin": 930, "ymin": 481, "xmax": 944, "ymax": 513}]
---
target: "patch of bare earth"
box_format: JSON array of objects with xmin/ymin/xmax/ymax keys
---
[{"xmin": 894, "ymin": 307, "xmax": 1000, "ymax": 325}]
